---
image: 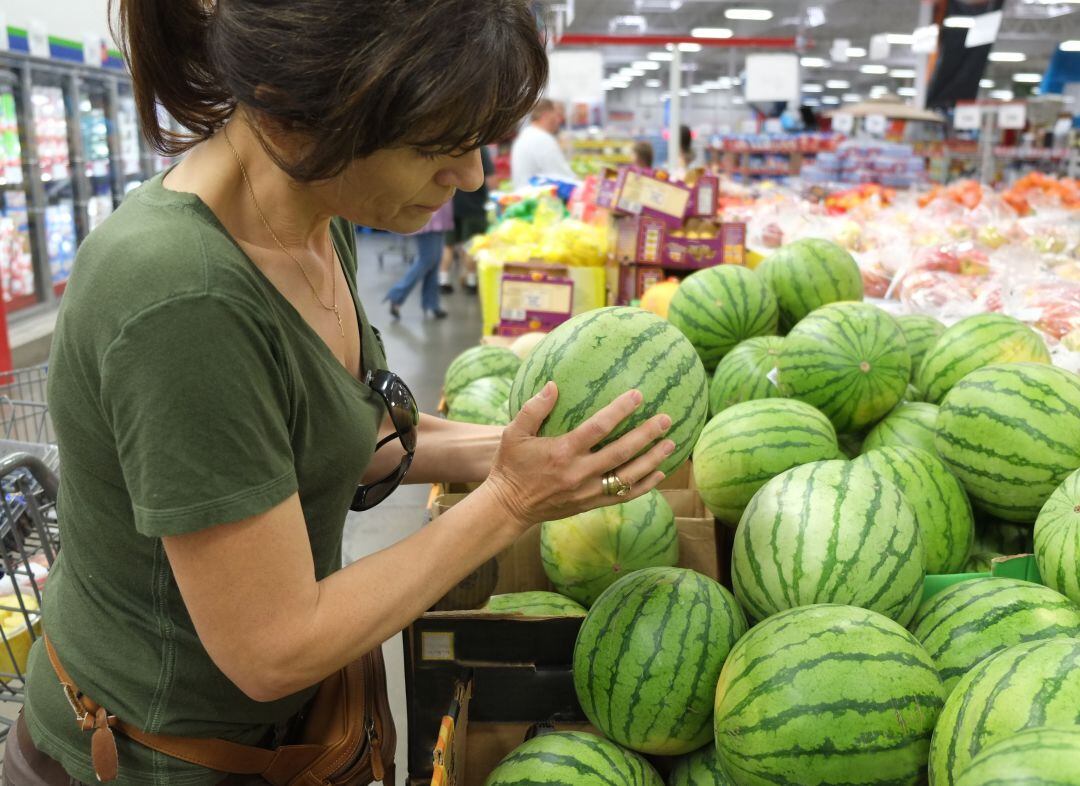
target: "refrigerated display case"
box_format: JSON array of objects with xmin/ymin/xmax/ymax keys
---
[
  {"xmin": 0, "ymin": 72, "xmax": 37, "ymax": 311},
  {"xmin": 29, "ymin": 80, "xmax": 77, "ymax": 293},
  {"xmin": 78, "ymin": 81, "xmax": 114, "ymax": 233},
  {"xmin": 116, "ymin": 86, "xmax": 145, "ymax": 194}
]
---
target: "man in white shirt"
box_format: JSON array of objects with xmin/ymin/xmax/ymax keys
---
[{"xmin": 510, "ymin": 99, "xmax": 578, "ymax": 189}]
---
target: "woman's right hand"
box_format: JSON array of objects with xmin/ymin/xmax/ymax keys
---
[{"xmin": 485, "ymin": 382, "xmax": 675, "ymax": 530}]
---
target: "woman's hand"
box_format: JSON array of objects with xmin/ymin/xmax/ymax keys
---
[{"xmin": 485, "ymin": 382, "xmax": 674, "ymax": 529}]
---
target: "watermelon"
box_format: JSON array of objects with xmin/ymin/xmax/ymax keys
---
[
  {"xmin": 446, "ymin": 377, "xmax": 513, "ymax": 425},
  {"xmin": 954, "ymin": 726, "xmax": 1080, "ymax": 786},
  {"xmin": 974, "ymin": 514, "xmax": 1034, "ymax": 556},
  {"xmin": 776, "ymin": 302, "xmax": 911, "ymax": 433},
  {"xmin": 480, "ymin": 591, "xmax": 587, "ymax": 617},
  {"xmin": 928, "ymin": 638, "xmax": 1080, "ymax": 786},
  {"xmin": 714, "ymin": 604, "xmax": 945, "ymax": 786},
  {"xmin": 914, "ymin": 313, "xmax": 1051, "ymax": 404},
  {"xmin": 910, "ymin": 577, "xmax": 1080, "ymax": 694},
  {"xmin": 962, "ymin": 552, "xmax": 1000, "ymax": 573},
  {"xmin": 484, "ymin": 730, "xmax": 663, "ymax": 786},
  {"xmin": 669, "ymin": 744, "xmax": 733, "ymax": 785},
  {"xmin": 862, "ymin": 402, "xmax": 939, "ymax": 456},
  {"xmin": 509, "ymin": 307, "xmax": 709, "ymax": 475},
  {"xmin": 541, "ymin": 490, "xmax": 678, "ymax": 607},
  {"xmin": 573, "ymin": 567, "xmax": 747, "ymax": 755},
  {"xmin": 936, "ymin": 363, "xmax": 1080, "ymax": 522},
  {"xmin": 692, "ymin": 399, "xmax": 840, "ymax": 526},
  {"xmin": 758, "ymin": 238, "xmax": 864, "ymax": 331},
  {"xmin": 708, "ymin": 336, "xmax": 784, "ymax": 415},
  {"xmin": 443, "ymin": 345, "xmax": 520, "ymax": 406},
  {"xmin": 667, "ymin": 265, "xmax": 779, "ymax": 371},
  {"xmin": 1035, "ymin": 467, "xmax": 1080, "ymax": 606},
  {"xmin": 836, "ymin": 431, "xmax": 864, "ymax": 460},
  {"xmin": 897, "ymin": 314, "xmax": 946, "ymax": 376},
  {"xmin": 853, "ymin": 447, "xmax": 974, "ymax": 574},
  {"xmin": 732, "ymin": 460, "xmax": 924, "ymax": 625}
]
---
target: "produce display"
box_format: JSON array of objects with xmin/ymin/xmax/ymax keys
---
[
  {"xmin": 480, "ymin": 592, "xmax": 587, "ymax": 617},
  {"xmin": 953, "ymin": 726, "xmax": 1080, "ymax": 785},
  {"xmin": 757, "ymin": 238, "xmax": 863, "ymax": 330},
  {"xmin": 442, "ymin": 345, "xmax": 520, "ymax": 407},
  {"xmin": 446, "ymin": 377, "xmax": 512, "ymax": 426},
  {"xmin": 1034, "ymin": 468, "xmax": 1080, "ymax": 606},
  {"xmin": 669, "ymin": 744, "xmax": 733, "ymax": 786},
  {"xmin": 861, "ymin": 402, "xmax": 940, "ymax": 455},
  {"xmin": 483, "ymin": 731, "xmax": 662, "ymax": 786},
  {"xmin": 707, "ymin": 335, "xmax": 784, "ymax": 415},
  {"xmin": 897, "ymin": 314, "xmax": 946, "ymax": 373}
]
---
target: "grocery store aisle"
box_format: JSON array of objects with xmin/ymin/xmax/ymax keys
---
[{"xmin": 343, "ymin": 231, "xmax": 482, "ymax": 783}]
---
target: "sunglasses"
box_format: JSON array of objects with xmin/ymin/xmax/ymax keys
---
[{"xmin": 351, "ymin": 369, "xmax": 419, "ymax": 512}]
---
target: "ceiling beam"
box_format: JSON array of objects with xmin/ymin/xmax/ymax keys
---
[{"xmin": 556, "ymin": 34, "xmax": 801, "ymax": 49}]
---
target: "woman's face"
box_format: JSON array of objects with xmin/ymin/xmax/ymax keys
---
[{"xmin": 312, "ymin": 147, "xmax": 485, "ymax": 234}]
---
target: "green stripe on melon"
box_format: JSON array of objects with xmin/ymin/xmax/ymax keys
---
[
  {"xmin": 446, "ymin": 377, "xmax": 513, "ymax": 425},
  {"xmin": 509, "ymin": 307, "xmax": 709, "ymax": 475},
  {"xmin": 758, "ymin": 238, "xmax": 864, "ymax": 331},
  {"xmin": 897, "ymin": 314, "xmax": 946, "ymax": 377},
  {"xmin": 481, "ymin": 591, "xmax": 587, "ymax": 617},
  {"xmin": 935, "ymin": 362, "xmax": 1080, "ymax": 522},
  {"xmin": 444, "ymin": 345, "xmax": 521, "ymax": 406},
  {"xmin": 862, "ymin": 402, "xmax": 940, "ymax": 456},
  {"xmin": 484, "ymin": 730, "xmax": 663, "ymax": 786},
  {"xmin": 541, "ymin": 490, "xmax": 678, "ymax": 607},
  {"xmin": 708, "ymin": 336, "xmax": 784, "ymax": 415},
  {"xmin": 915, "ymin": 314, "xmax": 1051, "ymax": 404},
  {"xmin": 573, "ymin": 567, "xmax": 747, "ymax": 756},
  {"xmin": 669, "ymin": 744, "xmax": 734, "ymax": 785},
  {"xmin": 714, "ymin": 604, "xmax": 945, "ymax": 786},
  {"xmin": 777, "ymin": 302, "xmax": 911, "ymax": 433},
  {"xmin": 667, "ymin": 265, "xmax": 779, "ymax": 372},
  {"xmin": 1035, "ymin": 467, "xmax": 1080, "ymax": 606},
  {"xmin": 853, "ymin": 446, "xmax": 974, "ymax": 574},
  {"xmin": 928, "ymin": 637, "xmax": 1080, "ymax": 786},
  {"xmin": 732, "ymin": 459, "xmax": 925, "ymax": 625},
  {"xmin": 910, "ymin": 577, "xmax": 1080, "ymax": 695},
  {"xmin": 954, "ymin": 726, "xmax": 1080, "ymax": 786},
  {"xmin": 692, "ymin": 399, "xmax": 839, "ymax": 526}
]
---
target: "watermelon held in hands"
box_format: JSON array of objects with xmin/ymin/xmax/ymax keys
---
[
  {"xmin": 480, "ymin": 591, "xmax": 587, "ymax": 617},
  {"xmin": 483, "ymin": 730, "xmax": 663, "ymax": 786},
  {"xmin": 732, "ymin": 459, "xmax": 925, "ymax": 625},
  {"xmin": 861, "ymin": 402, "xmax": 939, "ymax": 456},
  {"xmin": 954, "ymin": 727, "xmax": 1080, "ymax": 786},
  {"xmin": 713, "ymin": 604, "xmax": 945, "ymax": 786},
  {"xmin": 708, "ymin": 336, "xmax": 784, "ymax": 415},
  {"xmin": 910, "ymin": 577, "xmax": 1080, "ymax": 695},
  {"xmin": 692, "ymin": 399, "xmax": 840, "ymax": 527},
  {"xmin": 758, "ymin": 237, "xmax": 864, "ymax": 331},
  {"xmin": 853, "ymin": 446, "xmax": 974, "ymax": 574},
  {"xmin": 897, "ymin": 313, "xmax": 945, "ymax": 376},
  {"xmin": 914, "ymin": 313, "xmax": 1051, "ymax": 404},
  {"xmin": 541, "ymin": 489, "xmax": 678, "ymax": 607},
  {"xmin": 669, "ymin": 744, "xmax": 734, "ymax": 785},
  {"xmin": 1035, "ymin": 467, "xmax": 1080, "ymax": 606},
  {"xmin": 443, "ymin": 345, "xmax": 521, "ymax": 406},
  {"xmin": 936, "ymin": 363, "xmax": 1080, "ymax": 523},
  {"xmin": 573, "ymin": 567, "xmax": 747, "ymax": 756},
  {"xmin": 928, "ymin": 638, "xmax": 1080, "ymax": 786},
  {"xmin": 667, "ymin": 265, "xmax": 779, "ymax": 372},
  {"xmin": 509, "ymin": 307, "xmax": 709, "ymax": 475},
  {"xmin": 777, "ymin": 301, "xmax": 912, "ymax": 434},
  {"xmin": 446, "ymin": 377, "xmax": 513, "ymax": 425}
]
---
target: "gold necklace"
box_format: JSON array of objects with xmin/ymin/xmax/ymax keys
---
[{"xmin": 222, "ymin": 126, "xmax": 344, "ymax": 338}]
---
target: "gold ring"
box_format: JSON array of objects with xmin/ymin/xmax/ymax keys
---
[{"xmin": 603, "ymin": 472, "xmax": 632, "ymax": 498}]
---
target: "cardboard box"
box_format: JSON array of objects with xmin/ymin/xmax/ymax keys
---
[
  {"xmin": 610, "ymin": 215, "xmax": 667, "ymax": 266},
  {"xmin": 613, "ymin": 264, "xmax": 666, "ymax": 305},
  {"xmin": 662, "ymin": 235, "xmax": 724, "ymax": 270},
  {"xmin": 687, "ymin": 173, "xmax": 720, "ymax": 218},
  {"xmin": 922, "ymin": 554, "xmax": 1043, "ymax": 603},
  {"xmin": 496, "ymin": 262, "xmax": 574, "ymax": 337},
  {"xmin": 615, "ymin": 170, "xmax": 692, "ymax": 229}
]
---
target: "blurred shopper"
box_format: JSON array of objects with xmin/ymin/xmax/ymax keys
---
[
  {"xmin": 633, "ymin": 140, "xmax": 654, "ymax": 169},
  {"xmin": 510, "ymin": 98, "xmax": 577, "ymax": 188},
  {"xmin": 387, "ymin": 200, "xmax": 454, "ymax": 319},
  {"xmin": 441, "ymin": 146, "xmax": 496, "ymax": 295}
]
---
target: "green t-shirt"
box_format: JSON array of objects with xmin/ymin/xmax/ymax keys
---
[{"xmin": 24, "ymin": 173, "xmax": 387, "ymax": 785}]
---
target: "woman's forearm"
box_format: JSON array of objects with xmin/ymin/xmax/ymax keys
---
[{"xmin": 362, "ymin": 413, "xmax": 502, "ymax": 486}]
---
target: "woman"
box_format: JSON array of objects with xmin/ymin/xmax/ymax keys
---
[
  {"xmin": 386, "ymin": 201, "xmax": 452, "ymax": 320},
  {"xmin": 10, "ymin": 2, "xmax": 675, "ymax": 784}
]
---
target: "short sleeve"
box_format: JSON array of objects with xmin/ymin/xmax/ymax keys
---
[{"xmin": 101, "ymin": 295, "xmax": 298, "ymax": 537}]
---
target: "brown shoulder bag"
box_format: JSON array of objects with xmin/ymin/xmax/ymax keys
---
[{"xmin": 44, "ymin": 635, "xmax": 396, "ymax": 785}]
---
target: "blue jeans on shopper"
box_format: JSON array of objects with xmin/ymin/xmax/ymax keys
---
[{"xmin": 386, "ymin": 231, "xmax": 444, "ymax": 313}]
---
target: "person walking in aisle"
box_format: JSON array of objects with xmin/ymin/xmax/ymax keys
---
[
  {"xmin": 9, "ymin": 2, "xmax": 675, "ymax": 784},
  {"xmin": 510, "ymin": 98, "xmax": 578, "ymax": 189},
  {"xmin": 440, "ymin": 146, "xmax": 496, "ymax": 295},
  {"xmin": 387, "ymin": 200, "xmax": 453, "ymax": 319}
]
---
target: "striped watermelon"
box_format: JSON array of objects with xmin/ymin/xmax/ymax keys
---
[
  {"xmin": 481, "ymin": 592, "xmax": 587, "ymax": 617},
  {"xmin": 484, "ymin": 730, "xmax": 663, "ymax": 786},
  {"xmin": 573, "ymin": 567, "xmax": 748, "ymax": 755},
  {"xmin": 692, "ymin": 399, "xmax": 840, "ymax": 526},
  {"xmin": 446, "ymin": 377, "xmax": 513, "ymax": 425},
  {"xmin": 714, "ymin": 604, "xmax": 945, "ymax": 785},
  {"xmin": 962, "ymin": 552, "xmax": 1000, "ymax": 573},
  {"xmin": 974, "ymin": 514, "xmax": 1034, "ymax": 556},
  {"xmin": 915, "ymin": 314, "xmax": 1051, "ymax": 404},
  {"xmin": 667, "ymin": 265, "xmax": 779, "ymax": 371},
  {"xmin": 853, "ymin": 447, "xmax": 974, "ymax": 574},
  {"xmin": 732, "ymin": 460, "xmax": 925, "ymax": 624},
  {"xmin": 836, "ymin": 431, "xmax": 864, "ymax": 459},
  {"xmin": 509, "ymin": 307, "xmax": 708, "ymax": 475},
  {"xmin": 708, "ymin": 336, "xmax": 784, "ymax": 415},
  {"xmin": 954, "ymin": 727, "xmax": 1080, "ymax": 786},
  {"xmin": 936, "ymin": 363, "xmax": 1080, "ymax": 522},
  {"xmin": 541, "ymin": 490, "xmax": 678, "ymax": 607},
  {"xmin": 443, "ymin": 345, "xmax": 521, "ymax": 406},
  {"xmin": 928, "ymin": 638, "xmax": 1080, "ymax": 786},
  {"xmin": 897, "ymin": 314, "xmax": 946, "ymax": 377},
  {"xmin": 910, "ymin": 577, "xmax": 1080, "ymax": 694},
  {"xmin": 758, "ymin": 238, "xmax": 864, "ymax": 331},
  {"xmin": 862, "ymin": 402, "xmax": 940, "ymax": 456},
  {"xmin": 669, "ymin": 744, "xmax": 733, "ymax": 785},
  {"xmin": 776, "ymin": 302, "xmax": 912, "ymax": 433},
  {"xmin": 1035, "ymin": 468, "xmax": 1080, "ymax": 606}
]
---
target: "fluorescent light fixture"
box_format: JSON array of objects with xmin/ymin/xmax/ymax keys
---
[
  {"xmin": 890, "ymin": 69, "xmax": 916, "ymax": 78},
  {"xmin": 801, "ymin": 57, "xmax": 829, "ymax": 68},
  {"xmin": 634, "ymin": 61, "xmax": 662, "ymax": 70},
  {"xmin": 678, "ymin": 42, "xmax": 704, "ymax": 52},
  {"xmin": 1013, "ymin": 73, "xmax": 1042, "ymax": 83},
  {"xmin": 680, "ymin": 89, "xmax": 691, "ymax": 97},
  {"xmin": 724, "ymin": 9, "xmax": 773, "ymax": 21},
  {"xmin": 860, "ymin": 65, "xmax": 889, "ymax": 74},
  {"xmin": 645, "ymin": 79, "xmax": 663, "ymax": 87},
  {"xmin": 627, "ymin": 68, "xmax": 645, "ymax": 77},
  {"xmin": 980, "ymin": 78, "xmax": 995, "ymax": 88},
  {"xmin": 989, "ymin": 51, "xmax": 1026, "ymax": 62},
  {"xmin": 842, "ymin": 94, "xmax": 862, "ymax": 102},
  {"xmin": 897, "ymin": 87, "xmax": 917, "ymax": 97},
  {"xmin": 826, "ymin": 80, "xmax": 850, "ymax": 89},
  {"xmin": 692, "ymin": 27, "xmax": 734, "ymax": 39},
  {"xmin": 648, "ymin": 51, "xmax": 675, "ymax": 61},
  {"xmin": 990, "ymin": 89, "xmax": 1014, "ymax": 101},
  {"xmin": 690, "ymin": 86, "xmax": 708, "ymax": 94},
  {"xmin": 943, "ymin": 16, "xmax": 975, "ymax": 28},
  {"xmin": 718, "ymin": 77, "xmax": 733, "ymax": 89},
  {"xmin": 870, "ymin": 85, "xmax": 889, "ymax": 97},
  {"xmin": 886, "ymin": 33, "xmax": 915, "ymax": 45},
  {"xmin": 1062, "ymin": 41, "xmax": 1080, "ymax": 52},
  {"xmin": 847, "ymin": 47, "xmax": 868, "ymax": 58},
  {"xmin": 804, "ymin": 98, "xmax": 821, "ymax": 106},
  {"xmin": 803, "ymin": 83, "xmax": 824, "ymax": 93},
  {"xmin": 822, "ymin": 96, "xmax": 841, "ymax": 105},
  {"xmin": 732, "ymin": 96, "xmax": 745, "ymax": 104}
]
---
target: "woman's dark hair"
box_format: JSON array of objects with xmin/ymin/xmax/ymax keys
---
[
  {"xmin": 111, "ymin": 0, "xmax": 549, "ymax": 181},
  {"xmin": 632, "ymin": 140, "xmax": 654, "ymax": 169}
]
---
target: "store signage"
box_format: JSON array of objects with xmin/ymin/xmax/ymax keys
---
[
  {"xmin": 83, "ymin": 33, "xmax": 103, "ymax": 67},
  {"xmin": 0, "ymin": 14, "xmax": 8, "ymax": 52},
  {"xmin": 869, "ymin": 35, "xmax": 891, "ymax": 61},
  {"xmin": 547, "ymin": 50, "xmax": 604, "ymax": 103},
  {"xmin": 830, "ymin": 39, "xmax": 850, "ymax": 63},
  {"xmin": 1055, "ymin": 117, "xmax": 1073, "ymax": 137},
  {"xmin": 966, "ymin": 11, "xmax": 1002, "ymax": 49},
  {"xmin": 913, "ymin": 24, "xmax": 939, "ymax": 55},
  {"xmin": 745, "ymin": 53, "xmax": 800, "ymax": 103},
  {"xmin": 865, "ymin": 114, "xmax": 888, "ymax": 135},
  {"xmin": 832, "ymin": 113, "xmax": 855, "ymax": 134},
  {"xmin": 997, "ymin": 102, "xmax": 1027, "ymax": 130},
  {"xmin": 27, "ymin": 21, "xmax": 49, "ymax": 59},
  {"xmin": 954, "ymin": 103, "xmax": 982, "ymax": 131}
]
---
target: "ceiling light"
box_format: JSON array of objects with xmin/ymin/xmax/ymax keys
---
[
  {"xmin": 678, "ymin": 43, "xmax": 704, "ymax": 52},
  {"xmin": 804, "ymin": 98, "xmax": 821, "ymax": 106},
  {"xmin": 860, "ymin": 65, "xmax": 888, "ymax": 75},
  {"xmin": 990, "ymin": 89, "xmax": 1014, "ymax": 101},
  {"xmin": 870, "ymin": 85, "xmax": 889, "ymax": 97},
  {"xmin": 943, "ymin": 16, "xmax": 975, "ymax": 28},
  {"xmin": 801, "ymin": 57, "xmax": 829, "ymax": 68},
  {"xmin": 679, "ymin": 89, "xmax": 691, "ymax": 97},
  {"xmin": 627, "ymin": 68, "xmax": 645, "ymax": 77},
  {"xmin": 989, "ymin": 52, "xmax": 1026, "ymax": 62},
  {"xmin": 1013, "ymin": 73, "xmax": 1042, "ymax": 83},
  {"xmin": 826, "ymin": 80, "xmax": 850, "ymax": 89},
  {"xmin": 1062, "ymin": 41, "xmax": 1080, "ymax": 52},
  {"xmin": 843, "ymin": 94, "xmax": 862, "ymax": 103},
  {"xmin": 886, "ymin": 33, "xmax": 915, "ymax": 45},
  {"xmin": 634, "ymin": 61, "xmax": 662, "ymax": 71},
  {"xmin": 724, "ymin": 9, "xmax": 774, "ymax": 21},
  {"xmin": 847, "ymin": 47, "xmax": 868, "ymax": 58},
  {"xmin": 691, "ymin": 28, "xmax": 732, "ymax": 39},
  {"xmin": 803, "ymin": 83, "xmax": 824, "ymax": 93},
  {"xmin": 648, "ymin": 51, "xmax": 674, "ymax": 61},
  {"xmin": 897, "ymin": 87, "xmax": 917, "ymax": 97},
  {"xmin": 890, "ymin": 69, "xmax": 917, "ymax": 78},
  {"xmin": 691, "ymin": 86, "xmax": 709, "ymax": 94},
  {"xmin": 645, "ymin": 79, "xmax": 663, "ymax": 88},
  {"xmin": 732, "ymin": 96, "xmax": 745, "ymax": 105},
  {"xmin": 822, "ymin": 96, "xmax": 841, "ymax": 105},
  {"xmin": 980, "ymin": 78, "xmax": 995, "ymax": 88}
]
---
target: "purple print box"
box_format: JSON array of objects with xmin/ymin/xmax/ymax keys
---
[
  {"xmin": 497, "ymin": 264, "xmax": 575, "ymax": 337},
  {"xmin": 687, "ymin": 174, "xmax": 720, "ymax": 218},
  {"xmin": 611, "ymin": 215, "xmax": 667, "ymax": 266},
  {"xmin": 663, "ymin": 235, "xmax": 724, "ymax": 270}
]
